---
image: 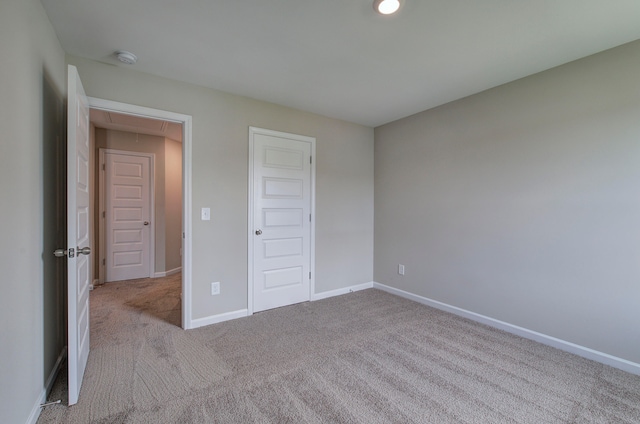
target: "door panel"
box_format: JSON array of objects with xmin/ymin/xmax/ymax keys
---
[
  {"xmin": 251, "ymin": 129, "xmax": 313, "ymax": 313},
  {"xmin": 263, "ymin": 178, "xmax": 304, "ymax": 198},
  {"xmin": 263, "ymin": 208, "xmax": 304, "ymax": 227},
  {"xmin": 263, "ymin": 266, "xmax": 303, "ymax": 289},
  {"xmin": 67, "ymin": 65, "xmax": 91, "ymax": 406},
  {"xmin": 263, "ymin": 238, "xmax": 303, "ymax": 258},
  {"xmin": 105, "ymin": 152, "xmax": 151, "ymax": 282}
]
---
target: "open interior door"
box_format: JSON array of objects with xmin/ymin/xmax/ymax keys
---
[{"xmin": 65, "ymin": 64, "xmax": 91, "ymax": 405}]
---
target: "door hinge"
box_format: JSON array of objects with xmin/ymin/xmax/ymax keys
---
[
  {"xmin": 102, "ymin": 163, "xmax": 105, "ymax": 171},
  {"xmin": 102, "ymin": 211, "xmax": 105, "ymax": 218},
  {"xmin": 102, "ymin": 258, "xmax": 105, "ymax": 266},
  {"xmin": 309, "ymin": 214, "xmax": 311, "ymax": 222},
  {"xmin": 309, "ymin": 272, "xmax": 311, "ymax": 279},
  {"xmin": 310, "ymin": 156, "xmax": 312, "ymax": 164}
]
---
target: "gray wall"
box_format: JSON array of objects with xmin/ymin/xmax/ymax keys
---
[
  {"xmin": 68, "ymin": 55, "xmax": 375, "ymax": 321},
  {"xmin": 374, "ymin": 40, "xmax": 640, "ymax": 364},
  {"xmin": 0, "ymin": 0, "xmax": 67, "ymax": 423}
]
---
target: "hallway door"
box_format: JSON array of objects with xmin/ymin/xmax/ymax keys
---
[{"xmin": 104, "ymin": 151, "xmax": 153, "ymax": 282}]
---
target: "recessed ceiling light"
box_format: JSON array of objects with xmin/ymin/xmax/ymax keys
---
[
  {"xmin": 115, "ymin": 50, "xmax": 138, "ymax": 65},
  {"xmin": 374, "ymin": 0, "xmax": 401, "ymax": 15}
]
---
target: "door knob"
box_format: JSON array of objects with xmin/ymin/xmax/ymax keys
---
[
  {"xmin": 77, "ymin": 246, "xmax": 91, "ymax": 256},
  {"xmin": 144, "ymin": 221, "xmax": 150, "ymax": 226},
  {"xmin": 255, "ymin": 229, "xmax": 262, "ymax": 235},
  {"xmin": 54, "ymin": 248, "xmax": 71, "ymax": 258}
]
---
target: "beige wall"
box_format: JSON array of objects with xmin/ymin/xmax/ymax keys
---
[
  {"xmin": 374, "ymin": 40, "xmax": 640, "ymax": 364},
  {"xmin": 0, "ymin": 1, "xmax": 67, "ymax": 423},
  {"xmin": 69, "ymin": 55, "xmax": 375, "ymax": 321}
]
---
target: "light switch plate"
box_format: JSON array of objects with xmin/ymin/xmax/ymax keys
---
[{"xmin": 201, "ymin": 207, "xmax": 211, "ymax": 221}]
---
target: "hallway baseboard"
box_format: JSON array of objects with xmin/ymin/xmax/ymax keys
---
[{"xmin": 154, "ymin": 267, "xmax": 182, "ymax": 278}]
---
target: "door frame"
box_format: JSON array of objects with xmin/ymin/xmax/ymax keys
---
[
  {"xmin": 88, "ymin": 97, "xmax": 194, "ymax": 329},
  {"xmin": 247, "ymin": 126, "xmax": 316, "ymax": 315},
  {"xmin": 98, "ymin": 149, "xmax": 155, "ymax": 282}
]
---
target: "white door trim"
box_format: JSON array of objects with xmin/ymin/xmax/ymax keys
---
[
  {"xmin": 247, "ymin": 126, "xmax": 316, "ymax": 315},
  {"xmin": 99, "ymin": 149, "xmax": 155, "ymax": 282},
  {"xmin": 88, "ymin": 97, "xmax": 194, "ymax": 329}
]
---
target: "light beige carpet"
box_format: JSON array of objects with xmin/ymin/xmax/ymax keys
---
[{"xmin": 38, "ymin": 274, "xmax": 640, "ymax": 423}]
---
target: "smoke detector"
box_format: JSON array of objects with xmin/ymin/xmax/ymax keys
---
[{"xmin": 115, "ymin": 50, "xmax": 138, "ymax": 65}]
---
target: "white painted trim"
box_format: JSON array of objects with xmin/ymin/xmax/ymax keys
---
[
  {"xmin": 312, "ymin": 282, "xmax": 374, "ymax": 301},
  {"xmin": 247, "ymin": 130, "xmax": 255, "ymax": 315},
  {"xmin": 45, "ymin": 347, "xmax": 67, "ymax": 395},
  {"xmin": 100, "ymin": 149, "xmax": 155, "ymax": 281},
  {"xmin": 88, "ymin": 97, "xmax": 193, "ymax": 330},
  {"xmin": 373, "ymin": 282, "xmax": 640, "ymax": 376},
  {"xmin": 26, "ymin": 391, "xmax": 45, "ymax": 424},
  {"xmin": 97, "ymin": 149, "xmax": 105, "ymax": 284},
  {"xmin": 26, "ymin": 347, "xmax": 68, "ymax": 424},
  {"xmin": 190, "ymin": 309, "xmax": 249, "ymax": 329},
  {"xmin": 153, "ymin": 267, "xmax": 182, "ymax": 278},
  {"xmin": 181, "ymin": 115, "xmax": 193, "ymax": 329},
  {"xmin": 310, "ymin": 139, "xmax": 316, "ymax": 306},
  {"xmin": 247, "ymin": 127, "xmax": 316, "ymax": 316}
]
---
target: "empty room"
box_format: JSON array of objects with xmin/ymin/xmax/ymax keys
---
[{"xmin": 1, "ymin": 0, "xmax": 639, "ymax": 423}]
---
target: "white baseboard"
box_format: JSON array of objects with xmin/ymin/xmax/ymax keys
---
[
  {"xmin": 26, "ymin": 347, "xmax": 67, "ymax": 424},
  {"xmin": 188, "ymin": 282, "xmax": 375, "ymax": 329},
  {"xmin": 189, "ymin": 309, "xmax": 248, "ymax": 329},
  {"xmin": 90, "ymin": 278, "xmax": 101, "ymax": 290},
  {"xmin": 154, "ymin": 267, "xmax": 182, "ymax": 278},
  {"xmin": 312, "ymin": 281, "xmax": 374, "ymax": 301},
  {"xmin": 373, "ymin": 282, "xmax": 640, "ymax": 376},
  {"xmin": 45, "ymin": 346, "xmax": 67, "ymax": 394},
  {"xmin": 26, "ymin": 389, "xmax": 46, "ymax": 424}
]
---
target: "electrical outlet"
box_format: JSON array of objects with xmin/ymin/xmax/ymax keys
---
[
  {"xmin": 201, "ymin": 207, "xmax": 211, "ymax": 221},
  {"xmin": 211, "ymin": 281, "xmax": 220, "ymax": 295},
  {"xmin": 398, "ymin": 264, "xmax": 405, "ymax": 276}
]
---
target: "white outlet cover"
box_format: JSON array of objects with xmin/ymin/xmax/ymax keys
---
[
  {"xmin": 211, "ymin": 281, "xmax": 220, "ymax": 295},
  {"xmin": 201, "ymin": 207, "xmax": 211, "ymax": 221}
]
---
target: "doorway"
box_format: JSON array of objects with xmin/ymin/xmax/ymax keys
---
[
  {"xmin": 88, "ymin": 97, "xmax": 193, "ymax": 329},
  {"xmin": 100, "ymin": 150, "xmax": 154, "ymax": 282}
]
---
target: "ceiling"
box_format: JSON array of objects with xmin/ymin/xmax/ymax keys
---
[
  {"xmin": 90, "ymin": 109, "xmax": 183, "ymax": 142},
  {"xmin": 42, "ymin": 0, "xmax": 640, "ymax": 127}
]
